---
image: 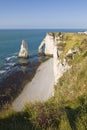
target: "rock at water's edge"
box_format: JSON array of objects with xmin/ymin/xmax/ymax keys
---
[
  {"xmin": 38, "ymin": 33, "xmax": 54, "ymax": 55},
  {"xmin": 18, "ymin": 40, "xmax": 29, "ymax": 58}
]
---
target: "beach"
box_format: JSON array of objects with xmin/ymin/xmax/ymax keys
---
[{"xmin": 12, "ymin": 58, "xmax": 55, "ymax": 111}]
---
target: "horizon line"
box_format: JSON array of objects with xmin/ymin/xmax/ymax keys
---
[{"xmin": 0, "ymin": 28, "xmax": 87, "ymax": 30}]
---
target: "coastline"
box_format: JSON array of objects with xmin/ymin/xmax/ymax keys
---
[
  {"xmin": 0, "ymin": 55, "xmax": 50, "ymax": 111},
  {"xmin": 0, "ymin": 60, "xmax": 40, "ymax": 111},
  {"xmin": 12, "ymin": 58, "xmax": 55, "ymax": 111}
]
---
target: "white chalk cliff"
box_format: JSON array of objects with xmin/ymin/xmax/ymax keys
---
[
  {"xmin": 38, "ymin": 33, "xmax": 54, "ymax": 55},
  {"xmin": 39, "ymin": 32, "xmax": 70, "ymax": 84},
  {"xmin": 18, "ymin": 40, "xmax": 29, "ymax": 58},
  {"xmin": 53, "ymin": 45, "xmax": 70, "ymax": 84},
  {"xmin": 53, "ymin": 34, "xmax": 70, "ymax": 84}
]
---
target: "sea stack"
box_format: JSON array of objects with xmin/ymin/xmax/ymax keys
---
[{"xmin": 18, "ymin": 40, "xmax": 29, "ymax": 58}]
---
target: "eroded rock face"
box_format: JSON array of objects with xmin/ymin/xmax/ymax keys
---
[
  {"xmin": 38, "ymin": 32, "xmax": 70, "ymax": 84},
  {"xmin": 18, "ymin": 40, "xmax": 29, "ymax": 58},
  {"xmin": 53, "ymin": 45, "xmax": 70, "ymax": 84},
  {"xmin": 38, "ymin": 33, "xmax": 54, "ymax": 55},
  {"xmin": 38, "ymin": 32, "xmax": 63, "ymax": 56},
  {"xmin": 53, "ymin": 34, "xmax": 70, "ymax": 84}
]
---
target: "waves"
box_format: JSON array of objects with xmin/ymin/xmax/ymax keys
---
[
  {"xmin": 5, "ymin": 55, "xmax": 17, "ymax": 61},
  {"xmin": 0, "ymin": 70, "xmax": 6, "ymax": 74},
  {"xmin": 0, "ymin": 53, "xmax": 18, "ymax": 77},
  {"xmin": 0, "ymin": 51, "xmax": 39, "ymax": 79}
]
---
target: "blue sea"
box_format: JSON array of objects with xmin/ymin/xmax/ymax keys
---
[{"xmin": 0, "ymin": 29, "xmax": 86, "ymax": 78}]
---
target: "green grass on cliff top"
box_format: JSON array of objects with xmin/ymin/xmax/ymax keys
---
[
  {"xmin": 59, "ymin": 33, "xmax": 87, "ymax": 63},
  {"xmin": 0, "ymin": 33, "xmax": 87, "ymax": 130}
]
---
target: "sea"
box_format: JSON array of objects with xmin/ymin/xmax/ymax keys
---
[{"xmin": 0, "ymin": 29, "xmax": 86, "ymax": 80}]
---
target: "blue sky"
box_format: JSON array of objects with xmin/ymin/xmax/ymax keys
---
[{"xmin": 0, "ymin": 0, "xmax": 87, "ymax": 29}]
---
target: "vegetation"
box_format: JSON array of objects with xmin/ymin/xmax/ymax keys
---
[
  {"xmin": 0, "ymin": 33, "xmax": 87, "ymax": 130},
  {"xmin": 59, "ymin": 33, "xmax": 87, "ymax": 62}
]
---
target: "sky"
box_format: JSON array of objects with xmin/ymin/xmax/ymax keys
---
[{"xmin": 0, "ymin": 0, "xmax": 87, "ymax": 29}]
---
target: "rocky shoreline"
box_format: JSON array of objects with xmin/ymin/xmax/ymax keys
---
[
  {"xmin": 0, "ymin": 55, "xmax": 49, "ymax": 111},
  {"xmin": 0, "ymin": 65, "xmax": 33, "ymax": 110}
]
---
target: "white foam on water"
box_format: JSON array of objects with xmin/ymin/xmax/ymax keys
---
[
  {"xmin": 6, "ymin": 56, "xmax": 17, "ymax": 61},
  {"xmin": 5, "ymin": 62, "xmax": 15, "ymax": 66},
  {"xmin": 0, "ymin": 70, "xmax": 6, "ymax": 74},
  {"xmin": 5, "ymin": 66, "xmax": 10, "ymax": 70}
]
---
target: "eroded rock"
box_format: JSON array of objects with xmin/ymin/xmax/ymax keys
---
[{"xmin": 18, "ymin": 40, "xmax": 29, "ymax": 58}]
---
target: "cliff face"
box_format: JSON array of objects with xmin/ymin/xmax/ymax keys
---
[
  {"xmin": 18, "ymin": 40, "xmax": 29, "ymax": 58},
  {"xmin": 53, "ymin": 33, "xmax": 70, "ymax": 84},
  {"xmin": 39, "ymin": 32, "xmax": 87, "ymax": 84},
  {"xmin": 53, "ymin": 45, "xmax": 70, "ymax": 84},
  {"xmin": 39, "ymin": 32, "xmax": 70, "ymax": 84},
  {"xmin": 38, "ymin": 33, "xmax": 54, "ymax": 55}
]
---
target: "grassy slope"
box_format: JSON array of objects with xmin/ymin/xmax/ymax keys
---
[{"xmin": 0, "ymin": 33, "xmax": 87, "ymax": 130}]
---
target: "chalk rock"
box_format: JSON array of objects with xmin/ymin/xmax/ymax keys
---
[
  {"xmin": 53, "ymin": 45, "xmax": 70, "ymax": 84},
  {"xmin": 18, "ymin": 40, "xmax": 29, "ymax": 58},
  {"xmin": 38, "ymin": 32, "xmax": 70, "ymax": 84},
  {"xmin": 53, "ymin": 35, "xmax": 73, "ymax": 84},
  {"xmin": 38, "ymin": 32, "xmax": 63, "ymax": 56},
  {"xmin": 38, "ymin": 33, "xmax": 54, "ymax": 55}
]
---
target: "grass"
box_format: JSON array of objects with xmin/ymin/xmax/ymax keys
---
[
  {"xmin": 59, "ymin": 33, "xmax": 87, "ymax": 62},
  {"xmin": 0, "ymin": 32, "xmax": 87, "ymax": 130}
]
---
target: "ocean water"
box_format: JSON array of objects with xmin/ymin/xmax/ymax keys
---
[{"xmin": 0, "ymin": 29, "xmax": 85, "ymax": 77}]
